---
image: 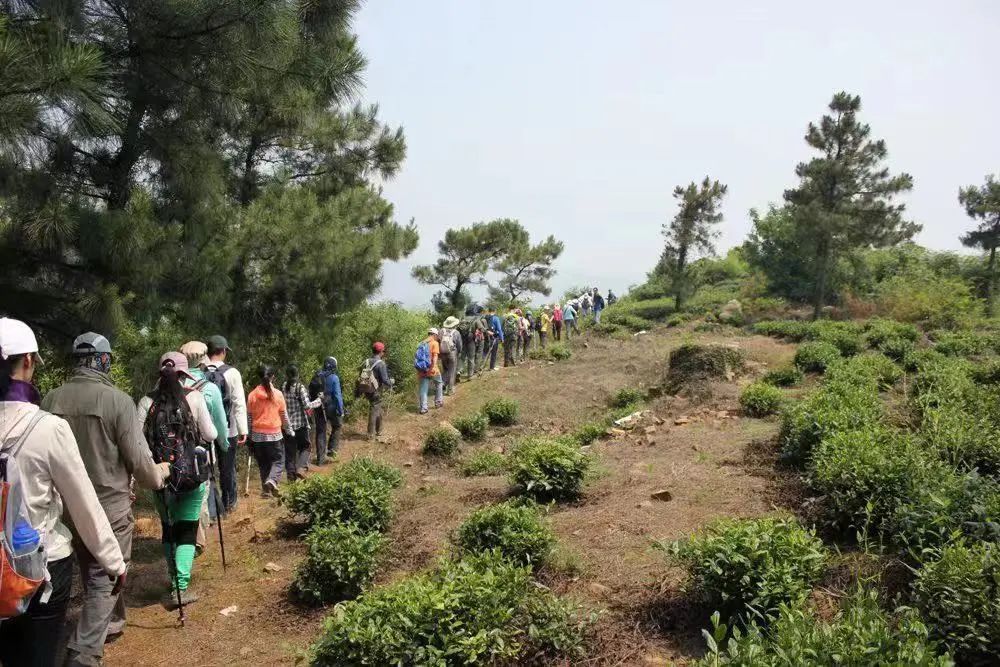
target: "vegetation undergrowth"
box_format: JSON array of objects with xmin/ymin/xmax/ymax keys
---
[
  {"xmin": 509, "ymin": 437, "xmax": 592, "ymax": 502},
  {"xmin": 482, "ymin": 397, "xmax": 520, "ymax": 426},
  {"xmin": 454, "ymin": 501, "xmax": 555, "ymax": 568}
]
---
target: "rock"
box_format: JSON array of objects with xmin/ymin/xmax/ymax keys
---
[
  {"xmin": 219, "ymin": 605, "xmax": 239, "ymax": 617},
  {"xmin": 633, "ymin": 330, "xmax": 648, "ymax": 336},
  {"xmin": 609, "ymin": 428, "xmax": 628, "ymax": 439},
  {"xmin": 652, "ymin": 416, "xmax": 665, "ymax": 425},
  {"xmin": 588, "ymin": 582, "xmax": 612, "ymax": 596},
  {"xmin": 263, "ymin": 562, "xmax": 282, "ymax": 573},
  {"xmin": 674, "ymin": 416, "xmax": 690, "ymax": 425},
  {"xmin": 650, "ymin": 489, "xmax": 673, "ymax": 502},
  {"xmin": 614, "ymin": 410, "xmax": 650, "ymax": 429},
  {"xmin": 420, "ymin": 475, "xmax": 440, "ymax": 483},
  {"xmin": 643, "ymin": 425, "xmax": 657, "ymax": 435},
  {"xmin": 403, "ymin": 461, "xmax": 414, "ymax": 467}
]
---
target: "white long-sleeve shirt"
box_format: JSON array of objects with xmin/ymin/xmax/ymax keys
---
[
  {"xmin": 0, "ymin": 402, "xmax": 126, "ymax": 575},
  {"xmin": 137, "ymin": 388, "xmax": 217, "ymax": 444}
]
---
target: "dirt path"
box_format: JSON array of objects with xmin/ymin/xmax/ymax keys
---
[{"xmin": 104, "ymin": 328, "xmax": 798, "ymax": 666}]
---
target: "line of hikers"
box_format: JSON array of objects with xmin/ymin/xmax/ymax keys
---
[
  {"xmin": 413, "ymin": 288, "xmax": 615, "ymax": 413},
  {"xmin": 0, "ymin": 318, "xmax": 397, "ymax": 666}
]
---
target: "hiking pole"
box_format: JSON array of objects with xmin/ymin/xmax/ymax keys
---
[
  {"xmin": 159, "ymin": 490, "xmax": 185, "ymax": 627},
  {"xmin": 208, "ymin": 444, "xmax": 227, "ymax": 571},
  {"xmin": 244, "ymin": 445, "xmax": 253, "ymax": 497}
]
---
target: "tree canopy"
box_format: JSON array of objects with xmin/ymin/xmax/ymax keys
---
[{"xmin": 959, "ymin": 174, "xmax": 1000, "ymax": 315}]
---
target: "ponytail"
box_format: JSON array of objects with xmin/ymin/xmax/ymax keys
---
[
  {"xmin": 283, "ymin": 364, "xmax": 299, "ymax": 395},
  {"xmin": 152, "ymin": 360, "xmax": 186, "ymax": 411},
  {"xmin": 259, "ymin": 365, "xmax": 275, "ymax": 398}
]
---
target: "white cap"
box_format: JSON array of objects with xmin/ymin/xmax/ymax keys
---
[{"xmin": 0, "ymin": 318, "xmax": 42, "ymax": 362}]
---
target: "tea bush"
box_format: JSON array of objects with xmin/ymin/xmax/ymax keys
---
[
  {"xmin": 761, "ymin": 366, "xmax": 803, "ymax": 387},
  {"xmin": 509, "ymin": 437, "xmax": 591, "ymax": 502},
  {"xmin": 665, "ymin": 516, "xmax": 825, "ymax": 619},
  {"xmin": 548, "ymin": 342, "xmax": 572, "ymax": 360},
  {"xmin": 862, "ymin": 317, "xmax": 920, "ymax": 348},
  {"xmin": 627, "ymin": 296, "xmax": 676, "ymax": 320},
  {"xmin": 610, "ymin": 387, "xmax": 645, "ymax": 409},
  {"xmin": 753, "ymin": 320, "xmax": 810, "ymax": 341},
  {"xmin": 283, "ymin": 461, "xmax": 398, "ymax": 532},
  {"xmin": 698, "ymin": 588, "xmax": 953, "ymax": 666},
  {"xmin": 460, "ymin": 450, "xmax": 508, "ymax": 477},
  {"xmin": 830, "ymin": 353, "xmax": 902, "ymax": 389},
  {"xmin": 293, "ymin": 524, "xmax": 386, "ymax": 605},
  {"xmin": 793, "ymin": 341, "xmax": 841, "ymax": 373},
  {"xmin": 452, "ymin": 413, "xmax": 489, "ymax": 441},
  {"xmin": 740, "ymin": 382, "xmax": 784, "ymax": 417},
  {"xmin": 667, "ymin": 343, "xmax": 745, "ymax": 388},
  {"xmin": 913, "ymin": 542, "xmax": 1000, "ymax": 662},
  {"xmin": 423, "ymin": 426, "xmax": 460, "ymax": 457},
  {"xmin": 572, "ymin": 421, "xmax": 607, "ymax": 446},
  {"xmin": 603, "ymin": 310, "xmax": 654, "ymax": 331},
  {"xmin": 310, "ymin": 553, "xmax": 587, "ymax": 666},
  {"xmin": 878, "ymin": 336, "xmax": 916, "ymax": 363},
  {"xmin": 454, "ymin": 501, "xmax": 555, "ymax": 568},
  {"xmin": 932, "ymin": 330, "xmax": 988, "ymax": 357},
  {"xmin": 482, "ymin": 398, "xmax": 519, "ymax": 426},
  {"xmin": 804, "ymin": 321, "xmax": 864, "ymax": 356},
  {"xmin": 338, "ymin": 457, "xmax": 403, "ymax": 490}
]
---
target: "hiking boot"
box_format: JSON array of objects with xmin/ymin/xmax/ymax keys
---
[
  {"xmin": 162, "ymin": 588, "xmax": 199, "ymax": 609},
  {"xmin": 264, "ymin": 480, "xmax": 280, "ymax": 498}
]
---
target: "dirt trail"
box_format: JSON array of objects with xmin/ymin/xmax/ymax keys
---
[{"xmin": 104, "ymin": 328, "xmax": 798, "ymax": 666}]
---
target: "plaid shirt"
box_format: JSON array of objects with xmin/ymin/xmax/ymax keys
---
[{"xmin": 284, "ymin": 382, "xmax": 312, "ymax": 431}]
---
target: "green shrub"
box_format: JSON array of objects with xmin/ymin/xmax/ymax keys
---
[
  {"xmin": 761, "ymin": 366, "xmax": 803, "ymax": 387},
  {"xmin": 509, "ymin": 437, "xmax": 591, "ymax": 502},
  {"xmin": 548, "ymin": 342, "xmax": 572, "ymax": 360},
  {"xmin": 698, "ymin": 588, "xmax": 953, "ymax": 666},
  {"xmin": 667, "ymin": 343, "xmax": 745, "ymax": 388},
  {"xmin": 610, "ymin": 387, "xmax": 645, "ymax": 409},
  {"xmin": 283, "ymin": 461, "xmax": 398, "ymax": 532},
  {"xmin": 753, "ymin": 320, "xmax": 810, "ymax": 341},
  {"xmin": 460, "ymin": 450, "xmax": 508, "ymax": 477},
  {"xmin": 293, "ymin": 524, "xmax": 386, "ymax": 605},
  {"xmin": 311, "ymin": 553, "xmax": 587, "ymax": 666},
  {"xmin": 804, "ymin": 321, "xmax": 864, "ymax": 356},
  {"xmin": 627, "ymin": 296, "xmax": 676, "ymax": 320},
  {"xmin": 879, "ymin": 336, "xmax": 916, "ymax": 363},
  {"xmin": 665, "ymin": 516, "xmax": 826, "ymax": 619},
  {"xmin": 829, "ymin": 352, "xmax": 902, "ymax": 389},
  {"xmin": 666, "ymin": 313, "xmax": 690, "ymax": 327},
  {"xmin": 452, "ymin": 413, "xmax": 489, "ymax": 441},
  {"xmin": 454, "ymin": 501, "xmax": 555, "ymax": 568},
  {"xmin": 603, "ymin": 310, "xmax": 653, "ymax": 331},
  {"xmin": 740, "ymin": 382, "xmax": 785, "ymax": 417},
  {"xmin": 876, "ymin": 271, "xmax": 980, "ymax": 330},
  {"xmin": 423, "ymin": 426, "xmax": 460, "ymax": 457},
  {"xmin": 482, "ymin": 398, "xmax": 519, "ymax": 426},
  {"xmin": 863, "ymin": 317, "xmax": 920, "ymax": 348},
  {"xmin": 339, "ymin": 457, "xmax": 403, "ymax": 490},
  {"xmin": 932, "ymin": 330, "xmax": 988, "ymax": 357},
  {"xmin": 572, "ymin": 421, "xmax": 607, "ymax": 446},
  {"xmin": 794, "ymin": 341, "xmax": 841, "ymax": 373},
  {"xmin": 902, "ymin": 347, "xmax": 947, "ymax": 373},
  {"xmin": 913, "ymin": 542, "xmax": 1000, "ymax": 662}
]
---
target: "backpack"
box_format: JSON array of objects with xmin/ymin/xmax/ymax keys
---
[
  {"xmin": 357, "ymin": 359, "xmax": 382, "ymax": 396},
  {"xmin": 457, "ymin": 316, "xmax": 475, "ymax": 343},
  {"xmin": 502, "ymin": 314, "xmax": 519, "ymax": 338},
  {"xmin": 414, "ymin": 341, "xmax": 433, "ymax": 372},
  {"xmin": 144, "ymin": 392, "xmax": 208, "ymax": 494},
  {"xmin": 0, "ymin": 411, "xmax": 50, "ymax": 620},
  {"xmin": 440, "ymin": 331, "xmax": 454, "ymax": 354},
  {"xmin": 203, "ymin": 363, "xmax": 232, "ymax": 425}
]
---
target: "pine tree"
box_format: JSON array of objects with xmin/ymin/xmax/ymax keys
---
[
  {"xmin": 492, "ymin": 234, "xmax": 564, "ymax": 303},
  {"xmin": 661, "ymin": 177, "xmax": 727, "ymax": 310},
  {"xmin": 959, "ymin": 175, "xmax": 1000, "ymax": 316},
  {"xmin": 784, "ymin": 92, "xmax": 917, "ymax": 319}
]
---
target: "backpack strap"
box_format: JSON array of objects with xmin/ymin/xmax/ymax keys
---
[{"xmin": 1, "ymin": 410, "xmax": 49, "ymax": 459}]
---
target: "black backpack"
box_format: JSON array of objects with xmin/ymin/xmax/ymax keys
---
[
  {"xmin": 308, "ymin": 371, "xmax": 326, "ymax": 402},
  {"xmin": 203, "ymin": 363, "xmax": 232, "ymax": 425},
  {"xmin": 144, "ymin": 391, "xmax": 208, "ymax": 493}
]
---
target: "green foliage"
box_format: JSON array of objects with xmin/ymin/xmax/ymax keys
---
[
  {"xmin": 282, "ymin": 458, "xmax": 400, "ymax": 533},
  {"xmin": 802, "ymin": 321, "xmax": 863, "ymax": 356},
  {"xmin": 451, "ymin": 413, "xmax": 489, "ymax": 441},
  {"xmin": 492, "ymin": 232, "xmax": 564, "ymax": 303},
  {"xmin": 698, "ymin": 588, "xmax": 953, "ymax": 666},
  {"xmin": 460, "ymin": 450, "xmax": 508, "ymax": 477},
  {"xmin": 482, "ymin": 398, "xmax": 520, "ymax": 426},
  {"xmin": 293, "ymin": 524, "xmax": 386, "ymax": 606},
  {"xmin": 863, "ymin": 317, "xmax": 920, "ymax": 348},
  {"xmin": 913, "ymin": 542, "xmax": 1000, "ymax": 661},
  {"xmin": 753, "ymin": 320, "xmax": 810, "ymax": 341},
  {"xmin": 761, "ymin": 366, "xmax": 803, "ymax": 387},
  {"xmin": 619, "ymin": 296, "xmax": 677, "ymax": 321},
  {"xmin": 509, "ymin": 438, "xmax": 591, "ymax": 502},
  {"xmin": 958, "ymin": 174, "xmax": 1000, "ymax": 317},
  {"xmin": 665, "ymin": 516, "xmax": 826, "ymax": 620},
  {"xmin": 931, "ymin": 330, "xmax": 992, "ymax": 357},
  {"xmin": 547, "ymin": 342, "xmax": 572, "ymax": 361},
  {"xmin": 571, "ymin": 422, "xmax": 607, "ymax": 446},
  {"xmin": 423, "ymin": 427, "xmax": 461, "ymax": 457},
  {"xmin": 603, "ymin": 310, "xmax": 653, "ymax": 331},
  {"xmin": 793, "ymin": 341, "xmax": 841, "ymax": 373},
  {"xmin": 875, "ymin": 270, "xmax": 981, "ymax": 330},
  {"xmin": 832, "ymin": 353, "xmax": 902, "ymax": 389},
  {"xmin": 666, "ymin": 312, "xmax": 691, "ymax": 327},
  {"xmin": 878, "ymin": 336, "xmax": 916, "ymax": 363},
  {"xmin": 740, "ymin": 382, "xmax": 785, "ymax": 417},
  {"xmin": 454, "ymin": 501, "xmax": 556, "ymax": 568},
  {"xmin": 310, "ymin": 553, "xmax": 587, "ymax": 666},
  {"xmin": 611, "ymin": 387, "xmax": 646, "ymax": 409},
  {"xmin": 668, "ymin": 343, "xmax": 746, "ymax": 387}
]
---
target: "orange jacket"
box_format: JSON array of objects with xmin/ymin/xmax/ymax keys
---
[
  {"xmin": 419, "ymin": 337, "xmax": 441, "ymax": 378},
  {"xmin": 247, "ymin": 385, "xmax": 288, "ymax": 435}
]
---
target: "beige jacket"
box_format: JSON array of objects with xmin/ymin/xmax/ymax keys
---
[
  {"xmin": 137, "ymin": 388, "xmax": 217, "ymax": 444},
  {"xmin": 0, "ymin": 402, "xmax": 126, "ymax": 575}
]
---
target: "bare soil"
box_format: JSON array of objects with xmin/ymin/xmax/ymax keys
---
[{"xmin": 103, "ymin": 327, "xmax": 799, "ymax": 666}]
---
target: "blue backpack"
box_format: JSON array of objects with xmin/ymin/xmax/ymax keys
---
[{"xmin": 414, "ymin": 341, "xmax": 432, "ymax": 372}]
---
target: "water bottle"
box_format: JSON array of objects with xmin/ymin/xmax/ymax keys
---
[{"xmin": 11, "ymin": 519, "xmax": 40, "ymax": 556}]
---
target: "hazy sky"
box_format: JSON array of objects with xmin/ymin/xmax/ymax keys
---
[{"xmin": 355, "ymin": 1, "xmax": 999, "ymax": 307}]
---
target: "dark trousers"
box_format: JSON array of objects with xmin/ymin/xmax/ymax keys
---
[
  {"xmin": 0, "ymin": 555, "xmax": 73, "ymax": 667},
  {"xmin": 252, "ymin": 440, "xmax": 283, "ymax": 489},
  {"xmin": 217, "ymin": 436, "xmax": 238, "ymax": 512},
  {"xmin": 504, "ymin": 339, "xmax": 516, "ymax": 367},
  {"xmin": 540, "ymin": 331, "xmax": 549, "ymax": 348},
  {"xmin": 553, "ymin": 321, "xmax": 562, "ymax": 340},
  {"xmin": 283, "ymin": 427, "xmax": 309, "ymax": 481},
  {"xmin": 318, "ymin": 413, "xmax": 342, "ymax": 464},
  {"xmin": 367, "ymin": 396, "xmax": 383, "ymax": 436},
  {"xmin": 313, "ymin": 413, "xmax": 327, "ymax": 465}
]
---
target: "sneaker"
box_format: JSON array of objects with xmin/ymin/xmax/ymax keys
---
[
  {"xmin": 162, "ymin": 588, "xmax": 200, "ymax": 609},
  {"xmin": 264, "ymin": 480, "xmax": 280, "ymax": 497},
  {"xmin": 419, "ymin": 409, "xmax": 428, "ymax": 415}
]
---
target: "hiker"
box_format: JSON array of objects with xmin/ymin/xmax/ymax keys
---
[
  {"xmin": 307, "ymin": 367, "xmax": 327, "ymax": 465},
  {"xmin": 356, "ymin": 342, "xmax": 394, "ymax": 439},
  {"xmin": 459, "ymin": 306, "xmax": 484, "ymax": 379},
  {"xmin": 502, "ymin": 307, "xmax": 520, "ymax": 367},
  {"xmin": 552, "ymin": 303, "xmax": 564, "ymax": 341},
  {"xmin": 179, "ymin": 340, "xmax": 228, "ymax": 557},
  {"xmin": 41, "ymin": 332, "xmax": 169, "ymax": 666},
  {"xmin": 580, "ymin": 293, "xmax": 592, "ymax": 318},
  {"xmin": 320, "ymin": 357, "xmax": 345, "ymax": 461},
  {"xmin": 247, "ymin": 365, "xmax": 291, "ymax": 496},
  {"xmin": 523, "ymin": 310, "xmax": 535, "ymax": 358},
  {"xmin": 416, "ymin": 328, "xmax": 444, "ymax": 413},
  {"xmin": 283, "ymin": 365, "xmax": 319, "ymax": 481},
  {"xmin": 563, "ymin": 301, "xmax": 579, "ymax": 339},
  {"xmin": 137, "ymin": 351, "xmax": 218, "ymax": 609},
  {"xmin": 0, "ymin": 319, "xmax": 126, "ymax": 666},
  {"xmin": 203, "ymin": 335, "xmax": 247, "ymax": 515},
  {"xmin": 440, "ymin": 316, "xmax": 462, "ymax": 395},
  {"xmin": 540, "ymin": 306, "xmax": 552, "ymax": 348},
  {"xmin": 486, "ymin": 307, "xmax": 504, "ymax": 371},
  {"xmin": 593, "ymin": 288, "xmax": 606, "ymax": 324},
  {"xmin": 607, "ymin": 289, "xmax": 618, "ymax": 306}
]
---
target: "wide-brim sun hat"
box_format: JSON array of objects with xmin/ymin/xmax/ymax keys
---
[
  {"xmin": 442, "ymin": 316, "xmax": 460, "ymax": 329},
  {"xmin": 428, "ymin": 327, "xmax": 439, "ymax": 336}
]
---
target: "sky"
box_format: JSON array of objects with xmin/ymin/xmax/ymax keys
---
[{"xmin": 354, "ymin": 0, "xmax": 1000, "ymax": 308}]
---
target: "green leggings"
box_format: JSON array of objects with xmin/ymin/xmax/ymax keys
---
[{"xmin": 153, "ymin": 483, "xmax": 207, "ymax": 591}]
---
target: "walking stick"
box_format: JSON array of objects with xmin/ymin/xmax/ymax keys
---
[
  {"xmin": 159, "ymin": 490, "xmax": 185, "ymax": 627},
  {"xmin": 208, "ymin": 445, "xmax": 227, "ymax": 570},
  {"xmin": 244, "ymin": 444, "xmax": 253, "ymax": 497}
]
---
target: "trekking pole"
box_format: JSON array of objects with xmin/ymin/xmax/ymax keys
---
[
  {"xmin": 244, "ymin": 445, "xmax": 254, "ymax": 497},
  {"xmin": 208, "ymin": 445, "xmax": 227, "ymax": 570},
  {"xmin": 159, "ymin": 490, "xmax": 185, "ymax": 627}
]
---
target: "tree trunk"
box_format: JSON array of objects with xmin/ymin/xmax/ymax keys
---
[
  {"xmin": 239, "ymin": 134, "xmax": 262, "ymax": 207},
  {"xmin": 107, "ymin": 99, "xmax": 147, "ymax": 210},
  {"xmin": 812, "ymin": 242, "xmax": 831, "ymax": 320},
  {"xmin": 673, "ymin": 246, "xmax": 688, "ymax": 311},
  {"xmin": 988, "ymin": 245, "xmax": 997, "ymax": 317}
]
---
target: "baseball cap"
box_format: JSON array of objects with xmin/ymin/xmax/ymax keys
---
[
  {"xmin": 0, "ymin": 318, "xmax": 42, "ymax": 363},
  {"xmin": 72, "ymin": 332, "xmax": 112, "ymax": 356},
  {"xmin": 428, "ymin": 327, "xmax": 439, "ymax": 336},
  {"xmin": 159, "ymin": 351, "xmax": 192, "ymax": 377},
  {"xmin": 179, "ymin": 340, "xmax": 209, "ymax": 367},
  {"xmin": 372, "ymin": 341, "xmax": 386, "ymax": 353},
  {"xmin": 207, "ymin": 335, "xmax": 232, "ymax": 354}
]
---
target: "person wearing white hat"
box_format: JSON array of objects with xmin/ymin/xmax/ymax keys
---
[
  {"xmin": 440, "ymin": 316, "xmax": 463, "ymax": 395},
  {"xmin": 0, "ymin": 319, "xmax": 126, "ymax": 666},
  {"xmin": 42, "ymin": 332, "xmax": 169, "ymax": 665}
]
